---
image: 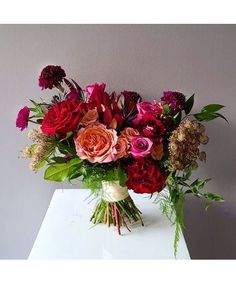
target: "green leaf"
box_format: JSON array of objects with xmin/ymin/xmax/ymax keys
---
[
  {"xmin": 181, "ymin": 167, "xmax": 192, "ymax": 181},
  {"xmin": 44, "ymin": 157, "xmax": 83, "ymax": 182},
  {"xmin": 36, "ymin": 160, "xmax": 46, "ymax": 170},
  {"xmin": 194, "ymin": 112, "xmax": 218, "ymax": 122},
  {"xmin": 201, "ymin": 104, "xmax": 225, "ymax": 113},
  {"xmin": 213, "ymin": 113, "xmax": 229, "ymax": 124},
  {"xmin": 174, "ymin": 112, "xmax": 182, "ymax": 125},
  {"xmin": 57, "ymin": 142, "xmax": 77, "ymax": 156},
  {"xmin": 203, "ymin": 192, "xmax": 224, "ymax": 202},
  {"xmin": 163, "ymin": 104, "xmax": 170, "ymax": 115},
  {"xmin": 184, "ymin": 94, "xmax": 195, "ymax": 115},
  {"xmin": 50, "ymin": 157, "xmax": 67, "ymax": 163},
  {"xmin": 44, "ymin": 163, "xmax": 70, "ymax": 182},
  {"xmin": 118, "ymin": 166, "xmax": 127, "ymax": 187}
]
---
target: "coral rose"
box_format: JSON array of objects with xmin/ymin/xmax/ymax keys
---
[
  {"xmin": 80, "ymin": 109, "xmax": 98, "ymax": 126},
  {"xmin": 74, "ymin": 124, "xmax": 118, "ymax": 163},
  {"xmin": 120, "ymin": 127, "xmax": 139, "ymax": 142},
  {"xmin": 114, "ymin": 136, "xmax": 129, "ymax": 161},
  {"xmin": 151, "ymin": 143, "xmax": 164, "ymax": 160}
]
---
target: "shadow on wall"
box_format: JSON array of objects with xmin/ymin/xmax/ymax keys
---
[{"xmin": 183, "ymin": 119, "xmax": 236, "ymax": 259}]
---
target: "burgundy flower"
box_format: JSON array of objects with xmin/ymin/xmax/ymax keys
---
[
  {"xmin": 161, "ymin": 91, "xmax": 186, "ymax": 112},
  {"xmin": 16, "ymin": 106, "xmax": 30, "ymax": 131},
  {"xmin": 86, "ymin": 83, "xmax": 123, "ymax": 129},
  {"xmin": 126, "ymin": 158, "xmax": 167, "ymax": 194},
  {"xmin": 39, "ymin": 65, "xmax": 66, "ymax": 90},
  {"xmin": 119, "ymin": 90, "xmax": 142, "ymax": 119},
  {"xmin": 66, "ymin": 90, "xmax": 81, "ymax": 100},
  {"xmin": 132, "ymin": 112, "xmax": 165, "ymax": 142}
]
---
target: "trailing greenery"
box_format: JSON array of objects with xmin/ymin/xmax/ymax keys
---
[{"xmin": 154, "ymin": 167, "xmax": 224, "ymax": 257}]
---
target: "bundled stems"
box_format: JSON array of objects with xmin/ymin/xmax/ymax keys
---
[{"xmin": 90, "ymin": 196, "xmax": 144, "ymax": 235}]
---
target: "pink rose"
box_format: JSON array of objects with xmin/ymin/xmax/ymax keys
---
[
  {"xmin": 130, "ymin": 136, "xmax": 153, "ymax": 159},
  {"xmin": 74, "ymin": 124, "xmax": 117, "ymax": 163},
  {"xmin": 137, "ymin": 101, "xmax": 163, "ymax": 116}
]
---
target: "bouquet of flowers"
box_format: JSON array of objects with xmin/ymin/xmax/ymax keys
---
[{"xmin": 16, "ymin": 65, "xmax": 227, "ymax": 256}]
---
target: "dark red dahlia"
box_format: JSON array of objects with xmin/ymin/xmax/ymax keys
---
[
  {"xmin": 161, "ymin": 91, "xmax": 186, "ymax": 112},
  {"xmin": 132, "ymin": 112, "xmax": 166, "ymax": 142},
  {"xmin": 39, "ymin": 65, "xmax": 66, "ymax": 90},
  {"xmin": 126, "ymin": 158, "xmax": 167, "ymax": 194}
]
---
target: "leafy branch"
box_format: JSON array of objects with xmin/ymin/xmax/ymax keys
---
[{"xmin": 154, "ymin": 167, "xmax": 224, "ymax": 257}]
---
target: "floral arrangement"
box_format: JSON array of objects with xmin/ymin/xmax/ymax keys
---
[{"xmin": 16, "ymin": 65, "xmax": 227, "ymax": 256}]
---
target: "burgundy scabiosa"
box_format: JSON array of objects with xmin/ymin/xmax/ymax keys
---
[
  {"xmin": 39, "ymin": 65, "xmax": 66, "ymax": 90},
  {"xmin": 16, "ymin": 106, "xmax": 30, "ymax": 131},
  {"xmin": 161, "ymin": 91, "xmax": 186, "ymax": 112}
]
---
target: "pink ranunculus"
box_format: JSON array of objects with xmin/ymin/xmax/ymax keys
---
[
  {"xmin": 16, "ymin": 106, "xmax": 30, "ymax": 131},
  {"xmin": 137, "ymin": 101, "xmax": 163, "ymax": 116},
  {"xmin": 130, "ymin": 136, "xmax": 153, "ymax": 159}
]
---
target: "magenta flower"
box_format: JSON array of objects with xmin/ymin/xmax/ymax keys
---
[
  {"xmin": 66, "ymin": 90, "xmax": 80, "ymax": 100},
  {"xmin": 130, "ymin": 136, "xmax": 153, "ymax": 159},
  {"xmin": 137, "ymin": 101, "xmax": 163, "ymax": 116},
  {"xmin": 39, "ymin": 65, "xmax": 66, "ymax": 90},
  {"xmin": 161, "ymin": 91, "xmax": 186, "ymax": 112},
  {"xmin": 16, "ymin": 106, "xmax": 30, "ymax": 131}
]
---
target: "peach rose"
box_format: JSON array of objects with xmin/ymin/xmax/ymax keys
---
[
  {"xmin": 114, "ymin": 136, "xmax": 129, "ymax": 161},
  {"xmin": 74, "ymin": 124, "xmax": 118, "ymax": 163},
  {"xmin": 80, "ymin": 109, "xmax": 98, "ymax": 126},
  {"xmin": 120, "ymin": 127, "xmax": 139, "ymax": 142},
  {"xmin": 151, "ymin": 143, "xmax": 164, "ymax": 160}
]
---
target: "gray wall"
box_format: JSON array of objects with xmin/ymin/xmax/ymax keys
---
[{"xmin": 0, "ymin": 25, "xmax": 235, "ymax": 259}]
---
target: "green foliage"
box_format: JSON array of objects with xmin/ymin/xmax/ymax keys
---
[
  {"xmin": 44, "ymin": 157, "xmax": 83, "ymax": 182},
  {"xmin": 163, "ymin": 104, "xmax": 170, "ymax": 115},
  {"xmin": 193, "ymin": 103, "xmax": 228, "ymax": 123},
  {"xmin": 174, "ymin": 112, "xmax": 182, "ymax": 125},
  {"xmin": 154, "ymin": 166, "xmax": 224, "ymax": 257},
  {"xmin": 82, "ymin": 165, "xmax": 128, "ymax": 191},
  {"xmin": 201, "ymin": 104, "xmax": 224, "ymax": 113},
  {"xmin": 29, "ymin": 99, "xmax": 46, "ymax": 119},
  {"xmin": 184, "ymin": 94, "xmax": 195, "ymax": 115}
]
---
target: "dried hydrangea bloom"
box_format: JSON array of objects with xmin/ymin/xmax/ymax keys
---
[
  {"xmin": 22, "ymin": 129, "xmax": 53, "ymax": 172},
  {"xmin": 168, "ymin": 119, "xmax": 209, "ymax": 171}
]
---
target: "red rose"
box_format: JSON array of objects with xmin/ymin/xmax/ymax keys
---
[
  {"xmin": 41, "ymin": 99, "xmax": 85, "ymax": 136},
  {"xmin": 126, "ymin": 159, "xmax": 167, "ymax": 194},
  {"xmin": 132, "ymin": 112, "xmax": 165, "ymax": 142}
]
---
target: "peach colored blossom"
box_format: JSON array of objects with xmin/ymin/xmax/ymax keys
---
[
  {"xmin": 120, "ymin": 127, "xmax": 139, "ymax": 143},
  {"xmin": 114, "ymin": 136, "xmax": 129, "ymax": 161},
  {"xmin": 74, "ymin": 124, "xmax": 118, "ymax": 163},
  {"xmin": 151, "ymin": 143, "xmax": 164, "ymax": 160},
  {"xmin": 80, "ymin": 109, "xmax": 98, "ymax": 126}
]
